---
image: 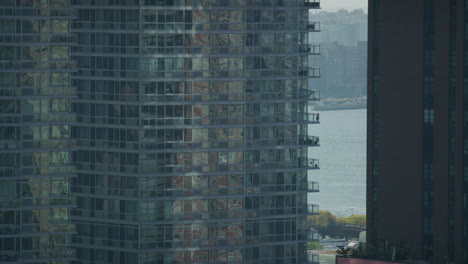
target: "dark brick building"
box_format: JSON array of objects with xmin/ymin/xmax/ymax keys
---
[{"xmin": 368, "ymin": 0, "xmax": 468, "ymax": 263}]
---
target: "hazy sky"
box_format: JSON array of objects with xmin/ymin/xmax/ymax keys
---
[{"xmin": 321, "ymin": 0, "xmax": 368, "ymax": 12}]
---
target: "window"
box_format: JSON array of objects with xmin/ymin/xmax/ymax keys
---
[
  {"xmin": 423, "ymin": 217, "xmax": 432, "ymax": 234},
  {"xmin": 424, "ymin": 163, "xmax": 433, "ymax": 180},
  {"xmin": 424, "ymin": 109, "xmax": 434, "ymax": 125}
]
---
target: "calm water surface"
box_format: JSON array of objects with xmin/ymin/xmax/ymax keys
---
[{"xmin": 308, "ymin": 109, "xmax": 366, "ymax": 217}]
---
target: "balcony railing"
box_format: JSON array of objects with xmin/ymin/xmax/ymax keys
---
[
  {"xmin": 308, "ymin": 229, "xmax": 320, "ymax": 240},
  {"xmin": 307, "ymin": 22, "xmax": 321, "ymax": 31},
  {"xmin": 299, "ymin": 89, "xmax": 320, "ymax": 100},
  {"xmin": 297, "ymin": 204, "xmax": 319, "ymax": 215},
  {"xmin": 299, "ymin": 68, "xmax": 320, "ymax": 78},
  {"xmin": 299, "ymin": 44, "xmax": 320, "ymax": 54},
  {"xmin": 298, "ymin": 204, "xmax": 319, "ymax": 215},
  {"xmin": 298, "ymin": 229, "xmax": 319, "ymax": 241},
  {"xmin": 303, "ymin": 181, "xmax": 320, "ymax": 192},
  {"xmin": 307, "ymin": 229, "xmax": 320, "ymax": 240},
  {"xmin": 298, "ymin": 158, "xmax": 320, "ymax": 169},
  {"xmin": 304, "ymin": 0, "xmax": 320, "ymax": 8},
  {"xmin": 301, "ymin": 136, "xmax": 319, "ymax": 146},
  {"xmin": 301, "ymin": 113, "xmax": 320, "ymax": 123},
  {"xmin": 299, "ymin": 253, "xmax": 320, "ymax": 264},
  {"xmin": 307, "ymin": 204, "xmax": 319, "ymax": 214}
]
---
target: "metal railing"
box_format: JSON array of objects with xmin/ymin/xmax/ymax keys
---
[
  {"xmin": 307, "ymin": 204, "xmax": 319, "ymax": 214},
  {"xmin": 302, "ymin": 113, "xmax": 320, "ymax": 123},
  {"xmin": 298, "ymin": 158, "xmax": 320, "ymax": 169},
  {"xmin": 299, "ymin": 254, "xmax": 320, "ymax": 264},
  {"xmin": 299, "ymin": 89, "xmax": 320, "ymax": 100},
  {"xmin": 300, "ymin": 181, "xmax": 319, "ymax": 192},
  {"xmin": 307, "ymin": 22, "xmax": 321, "ymax": 31},
  {"xmin": 298, "ymin": 229, "xmax": 319, "ymax": 241},
  {"xmin": 301, "ymin": 136, "xmax": 319, "ymax": 146},
  {"xmin": 307, "ymin": 229, "xmax": 320, "ymax": 240},
  {"xmin": 304, "ymin": 0, "xmax": 320, "ymax": 8},
  {"xmin": 299, "ymin": 68, "xmax": 320, "ymax": 78},
  {"xmin": 299, "ymin": 44, "xmax": 320, "ymax": 54}
]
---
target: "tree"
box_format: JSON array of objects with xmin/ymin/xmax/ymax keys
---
[
  {"xmin": 337, "ymin": 214, "xmax": 366, "ymax": 226},
  {"xmin": 307, "ymin": 210, "xmax": 337, "ymax": 229},
  {"xmin": 350, "ymin": 9, "xmax": 365, "ymax": 15},
  {"xmin": 307, "ymin": 241, "xmax": 324, "ymax": 250}
]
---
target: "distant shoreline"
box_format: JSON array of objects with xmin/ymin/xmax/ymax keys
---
[
  {"xmin": 311, "ymin": 97, "xmax": 367, "ymax": 111},
  {"xmin": 314, "ymin": 105, "xmax": 367, "ymax": 111}
]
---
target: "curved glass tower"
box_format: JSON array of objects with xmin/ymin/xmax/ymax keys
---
[
  {"xmin": 0, "ymin": 0, "xmax": 76, "ymax": 263},
  {"xmin": 71, "ymin": 0, "xmax": 320, "ymax": 263}
]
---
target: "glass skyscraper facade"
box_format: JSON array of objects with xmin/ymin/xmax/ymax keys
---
[
  {"xmin": 0, "ymin": 0, "xmax": 76, "ymax": 263},
  {"xmin": 1, "ymin": 0, "xmax": 320, "ymax": 263}
]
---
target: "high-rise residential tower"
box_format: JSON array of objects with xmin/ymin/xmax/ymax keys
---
[
  {"xmin": 0, "ymin": 0, "xmax": 77, "ymax": 263},
  {"xmin": 1, "ymin": 0, "xmax": 320, "ymax": 263},
  {"xmin": 368, "ymin": 0, "xmax": 468, "ymax": 262},
  {"xmin": 70, "ymin": 0, "xmax": 321, "ymax": 263}
]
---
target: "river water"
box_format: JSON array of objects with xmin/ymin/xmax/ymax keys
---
[{"xmin": 308, "ymin": 109, "xmax": 367, "ymax": 217}]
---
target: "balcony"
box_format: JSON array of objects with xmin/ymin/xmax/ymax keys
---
[
  {"xmin": 299, "ymin": 68, "xmax": 320, "ymax": 78},
  {"xmin": 308, "ymin": 229, "xmax": 320, "ymax": 240},
  {"xmin": 307, "ymin": 229, "xmax": 319, "ymax": 240},
  {"xmin": 297, "ymin": 228, "xmax": 320, "ymax": 242},
  {"xmin": 299, "ymin": 228, "xmax": 319, "ymax": 241},
  {"xmin": 307, "ymin": 204, "xmax": 319, "ymax": 214},
  {"xmin": 304, "ymin": 0, "xmax": 320, "ymax": 8},
  {"xmin": 298, "ymin": 158, "xmax": 320, "ymax": 169},
  {"xmin": 301, "ymin": 113, "xmax": 320, "ymax": 123},
  {"xmin": 298, "ymin": 203, "xmax": 319, "ymax": 215},
  {"xmin": 299, "ymin": 181, "xmax": 319, "ymax": 192},
  {"xmin": 299, "ymin": 253, "xmax": 320, "ymax": 264},
  {"xmin": 299, "ymin": 44, "xmax": 320, "ymax": 55},
  {"xmin": 299, "ymin": 89, "xmax": 320, "ymax": 101},
  {"xmin": 301, "ymin": 135, "xmax": 319, "ymax": 146},
  {"xmin": 307, "ymin": 22, "xmax": 321, "ymax": 32}
]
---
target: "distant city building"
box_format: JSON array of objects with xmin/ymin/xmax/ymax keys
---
[
  {"xmin": 0, "ymin": 0, "xmax": 322, "ymax": 263},
  {"xmin": 319, "ymin": 21, "xmax": 367, "ymax": 47},
  {"xmin": 368, "ymin": 0, "xmax": 467, "ymax": 263},
  {"xmin": 310, "ymin": 9, "xmax": 367, "ymax": 46},
  {"xmin": 309, "ymin": 10, "xmax": 367, "ymax": 99},
  {"xmin": 311, "ymin": 41, "xmax": 367, "ymax": 99}
]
